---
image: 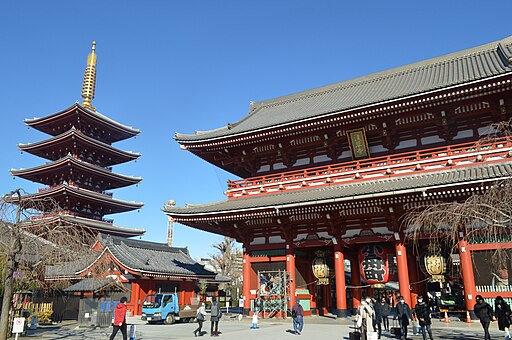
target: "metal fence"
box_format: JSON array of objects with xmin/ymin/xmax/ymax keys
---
[{"xmin": 77, "ymin": 298, "xmax": 115, "ymax": 327}]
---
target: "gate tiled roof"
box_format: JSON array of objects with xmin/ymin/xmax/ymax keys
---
[{"xmin": 176, "ymin": 36, "xmax": 512, "ymax": 143}]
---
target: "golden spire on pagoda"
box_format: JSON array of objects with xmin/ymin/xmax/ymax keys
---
[{"xmin": 81, "ymin": 41, "xmax": 97, "ymax": 111}]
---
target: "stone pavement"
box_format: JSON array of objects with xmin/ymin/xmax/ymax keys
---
[{"xmin": 21, "ymin": 315, "xmax": 506, "ymax": 339}]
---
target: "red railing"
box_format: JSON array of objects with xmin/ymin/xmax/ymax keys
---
[{"xmin": 226, "ymin": 137, "xmax": 512, "ymax": 198}]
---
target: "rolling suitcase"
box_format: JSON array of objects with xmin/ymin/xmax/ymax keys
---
[
  {"xmin": 349, "ymin": 331, "xmax": 361, "ymax": 340},
  {"xmin": 349, "ymin": 319, "xmax": 361, "ymax": 340},
  {"xmin": 390, "ymin": 318, "xmax": 401, "ymax": 337}
]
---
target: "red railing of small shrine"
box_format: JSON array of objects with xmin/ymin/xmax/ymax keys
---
[{"xmin": 226, "ymin": 137, "xmax": 512, "ymax": 198}]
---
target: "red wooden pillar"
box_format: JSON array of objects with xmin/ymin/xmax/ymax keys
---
[
  {"xmin": 350, "ymin": 256, "xmax": 361, "ymax": 313},
  {"xmin": 395, "ymin": 242, "xmax": 412, "ymax": 306},
  {"xmin": 334, "ymin": 244, "xmax": 348, "ymax": 317},
  {"xmin": 242, "ymin": 252, "xmax": 251, "ymax": 315},
  {"xmin": 286, "ymin": 247, "xmax": 296, "ymax": 308},
  {"xmin": 179, "ymin": 286, "xmax": 185, "ymax": 306},
  {"xmin": 132, "ymin": 281, "xmax": 141, "ymax": 315},
  {"xmin": 407, "ymin": 251, "xmax": 419, "ymax": 307},
  {"xmin": 458, "ymin": 239, "xmax": 477, "ymax": 316}
]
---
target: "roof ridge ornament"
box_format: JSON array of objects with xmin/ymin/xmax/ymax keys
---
[{"xmin": 81, "ymin": 41, "xmax": 97, "ymax": 111}]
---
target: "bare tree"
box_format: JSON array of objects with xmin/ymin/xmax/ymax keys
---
[
  {"xmin": 0, "ymin": 189, "xmax": 94, "ymax": 339},
  {"xmin": 403, "ymin": 119, "xmax": 512, "ymax": 259},
  {"xmin": 210, "ymin": 237, "xmax": 242, "ymax": 287}
]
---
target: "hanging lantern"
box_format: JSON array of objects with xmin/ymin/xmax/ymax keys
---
[
  {"xmin": 421, "ymin": 243, "xmax": 446, "ymax": 282},
  {"xmin": 312, "ymin": 251, "xmax": 330, "ymax": 285},
  {"xmin": 359, "ymin": 244, "xmax": 392, "ymax": 288}
]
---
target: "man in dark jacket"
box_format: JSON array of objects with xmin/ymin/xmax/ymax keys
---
[
  {"xmin": 475, "ymin": 295, "xmax": 494, "ymax": 340},
  {"xmin": 494, "ymin": 296, "xmax": 511, "ymax": 339},
  {"xmin": 110, "ymin": 296, "xmax": 127, "ymax": 340},
  {"xmin": 381, "ymin": 298, "xmax": 391, "ymax": 331},
  {"xmin": 372, "ymin": 296, "xmax": 383, "ymax": 339},
  {"xmin": 414, "ymin": 296, "xmax": 434, "ymax": 340},
  {"xmin": 396, "ymin": 296, "xmax": 412, "ymax": 340},
  {"xmin": 210, "ymin": 297, "xmax": 222, "ymax": 337}
]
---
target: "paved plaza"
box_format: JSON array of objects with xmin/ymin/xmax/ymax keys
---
[{"xmin": 22, "ymin": 315, "xmax": 506, "ymax": 339}]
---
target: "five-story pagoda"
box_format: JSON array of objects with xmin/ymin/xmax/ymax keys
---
[{"xmin": 11, "ymin": 42, "xmax": 144, "ymax": 237}]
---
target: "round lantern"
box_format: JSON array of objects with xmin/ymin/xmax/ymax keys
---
[
  {"xmin": 359, "ymin": 244, "xmax": 392, "ymax": 288},
  {"xmin": 422, "ymin": 243, "xmax": 446, "ymax": 282},
  {"xmin": 312, "ymin": 251, "xmax": 330, "ymax": 285}
]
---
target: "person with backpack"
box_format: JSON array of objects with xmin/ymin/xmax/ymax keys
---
[
  {"xmin": 474, "ymin": 295, "xmax": 494, "ymax": 340},
  {"xmin": 414, "ymin": 296, "xmax": 434, "ymax": 340},
  {"xmin": 193, "ymin": 301, "xmax": 207, "ymax": 337},
  {"xmin": 291, "ymin": 298, "xmax": 304, "ymax": 335},
  {"xmin": 210, "ymin": 297, "xmax": 222, "ymax": 337},
  {"xmin": 110, "ymin": 296, "xmax": 128, "ymax": 340}
]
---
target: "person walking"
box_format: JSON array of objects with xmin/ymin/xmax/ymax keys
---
[
  {"xmin": 395, "ymin": 296, "xmax": 412, "ymax": 340},
  {"xmin": 356, "ymin": 296, "xmax": 375, "ymax": 340},
  {"xmin": 110, "ymin": 296, "xmax": 128, "ymax": 340},
  {"xmin": 474, "ymin": 295, "xmax": 494, "ymax": 340},
  {"xmin": 372, "ymin": 296, "xmax": 382, "ymax": 339},
  {"xmin": 194, "ymin": 301, "xmax": 207, "ymax": 337},
  {"xmin": 495, "ymin": 296, "xmax": 511, "ymax": 340},
  {"xmin": 414, "ymin": 296, "xmax": 434, "ymax": 340},
  {"xmin": 381, "ymin": 297, "xmax": 391, "ymax": 332},
  {"xmin": 210, "ymin": 297, "xmax": 222, "ymax": 337},
  {"xmin": 291, "ymin": 298, "xmax": 304, "ymax": 335}
]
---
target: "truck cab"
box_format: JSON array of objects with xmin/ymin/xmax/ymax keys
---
[{"xmin": 141, "ymin": 293, "xmax": 197, "ymax": 325}]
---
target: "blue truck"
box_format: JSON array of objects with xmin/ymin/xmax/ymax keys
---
[{"xmin": 141, "ymin": 293, "xmax": 198, "ymax": 325}]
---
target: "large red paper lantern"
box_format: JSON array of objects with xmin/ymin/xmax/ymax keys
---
[{"xmin": 359, "ymin": 244, "xmax": 392, "ymax": 288}]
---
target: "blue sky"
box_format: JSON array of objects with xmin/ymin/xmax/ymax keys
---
[{"xmin": 1, "ymin": 1, "xmax": 510, "ymax": 259}]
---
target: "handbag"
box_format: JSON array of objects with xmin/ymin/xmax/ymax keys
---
[{"xmin": 196, "ymin": 311, "xmax": 204, "ymax": 321}]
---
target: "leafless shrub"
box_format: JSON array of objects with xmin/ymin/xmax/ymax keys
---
[
  {"xmin": 403, "ymin": 119, "xmax": 512, "ymax": 260},
  {"xmin": 0, "ymin": 189, "xmax": 95, "ymax": 339}
]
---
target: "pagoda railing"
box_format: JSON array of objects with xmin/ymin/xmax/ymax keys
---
[{"xmin": 226, "ymin": 137, "xmax": 512, "ymax": 198}]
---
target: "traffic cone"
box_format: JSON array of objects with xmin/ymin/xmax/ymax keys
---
[
  {"xmin": 466, "ymin": 310, "xmax": 472, "ymax": 323},
  {"xmin": 443, "ymin": 311, "xmax": 450, "ymax": 323}
]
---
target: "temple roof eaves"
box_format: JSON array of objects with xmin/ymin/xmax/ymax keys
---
[
  {"xmin": 20, "ymin": 183, "xmax": 144, "ymax": 211},
  {"xmin": 18, "ymin": 127, "xmax": 141, "ymax": 163},
  {"xmin": 24, "ymin": 102, "xmax": 141, "ymax": 136},
  {"xmin": 163, "ymin": 161, "xmax": 512, "ymax": 217},
  {"xmin": 10, "ymin": 155, "xmax": 142, "ymax": 188}
]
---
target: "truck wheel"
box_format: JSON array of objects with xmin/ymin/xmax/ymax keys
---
[{"xmin": 164, "ymin": 314, "xmax": 175, "ymax": 325}]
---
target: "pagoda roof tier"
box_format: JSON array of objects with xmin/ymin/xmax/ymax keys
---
[
  {"xmin": 176, "ymin": 36, "xmax": 512, "ymax": 146},
  {"xmin": 11, "ymin": 154, "xmax": 142, "ymax": 190},
  {"xmin": 26, "ymin": 214, "xmax": 145, "ymax": 237},
  {"xmin": 25, "ymin": 103, "xmax": 140, "ymax": 143},
  {"xmin": 18, "ymin": 127, "xmax": 141, "ymax": 166},
  {"xmin": 164, "ymin": 161, "xmax": 512, "ymax": 220},
  {"xmin": 19, "ymin": 183, "xmax": 143, "ymax": 215}
]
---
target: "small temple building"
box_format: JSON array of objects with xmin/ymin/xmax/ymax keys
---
[
  {"xmin": 10, "ymin": 42, "xmax": 144, "ymax": 237},
  {"xmin": 46, "ymin": 233, "xmax": 217, "ymax": 317},
  {"xmin": 164, "ymin": 36, "xmax": 512, "ymax": 317}
]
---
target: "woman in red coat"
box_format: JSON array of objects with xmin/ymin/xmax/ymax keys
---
[{"xmin": 110, "ymin": 297, "xmax": 128, "ymax": 340}]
